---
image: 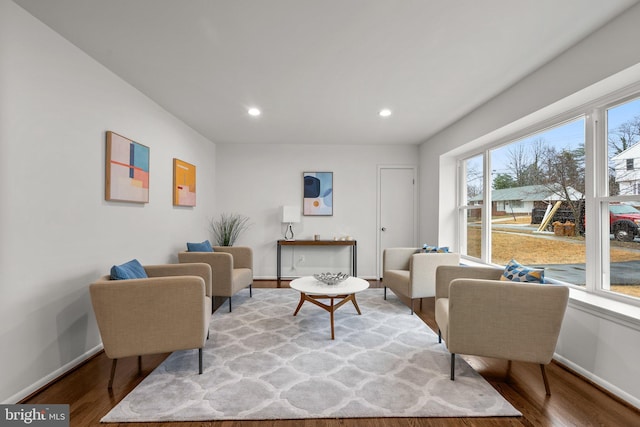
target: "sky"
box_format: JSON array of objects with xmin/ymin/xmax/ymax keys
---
[{"xmin": 467, "ymin": 97, "xmax": 640, "ymax": 187}]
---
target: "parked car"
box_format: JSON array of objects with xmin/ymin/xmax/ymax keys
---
[
  {"xmin": 609, "ymin": 204, "xmax": 640, "ymax": 242},
  {"xmin": 533, "ymin": 202, "xmax": 640, "ymax": 241}
]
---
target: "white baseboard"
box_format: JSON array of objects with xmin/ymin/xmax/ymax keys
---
[
  {"xmin": 4, "ymin": 344, "xmax": 104, "ymax": 404},
  {"xmin": 554, "ymin": 353, "xmax": 640, "ymax": 410}
]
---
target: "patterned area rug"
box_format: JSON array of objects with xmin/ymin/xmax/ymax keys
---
[{"xmin": 102, "ymin": 288, "xmax": 521, "ymax": 422}]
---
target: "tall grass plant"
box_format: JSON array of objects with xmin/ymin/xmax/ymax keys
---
[{"xmin": 210, "ymin": 213, "xmax": 250, "ymax": 246}]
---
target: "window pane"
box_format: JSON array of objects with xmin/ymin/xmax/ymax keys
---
[
  {"xmin": 606, "ymin": 97, "xmax": 640, "ymax": 300},
  {"xmin": 489, "ymin": 118, "xmax": 586, "ymax": 286},
  {"xmin": 607, "ymin": 97, "xmax": 640, "ymax": 196},
  {"xmin": 465, "ymin": 155, "xmax": 483, "ymax": 205},
  {"xmin": 605, "ymin": 201, "xmax": 640, "ymax": 299},
  {"xmin": 461, "ymin": 155, "xmax": 483, "ymax": 259},
  {"xmin": 464, "ymin": 208, "xmax": 481, "ymax": 258}
]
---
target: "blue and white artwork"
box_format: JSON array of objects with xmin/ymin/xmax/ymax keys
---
[{"xmin": 303, "ymin": 172, "xmax": 333, "ymax": 215}]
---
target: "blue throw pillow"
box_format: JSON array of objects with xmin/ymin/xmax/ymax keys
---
[
  {"xmin": 187, "ymin": 240, "xmax": 214, "ymax": 252},
  {"xmin": 500, "ymin": 259, "xmax": 544, "ymax": 284},
  {"xmin": 110, "ymin": 259, "xmax": 148, "ymax": 280},
  {"xmin": 423, "ymin": 244, "xmax": 450, "ymax": 253}
]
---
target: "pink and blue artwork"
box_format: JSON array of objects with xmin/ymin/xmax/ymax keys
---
[{"xmin": 106, "ymin": 131, "xmax": 150, "ymax": 203}]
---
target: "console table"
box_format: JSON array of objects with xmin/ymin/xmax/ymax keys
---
[{"xmin": 276, "ymin": 240, "xmax": 357, "ymax": 286}]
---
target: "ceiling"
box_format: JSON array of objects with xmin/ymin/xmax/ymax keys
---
[{"xmin": 13, "ymin": 0, "xmax": 640, "ymax": 145}]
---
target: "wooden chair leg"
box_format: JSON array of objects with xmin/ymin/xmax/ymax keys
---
[
  {"xmin": 108, "ymin": 359, "xmax": 118, "ymax": 389},
  {"xmin": 540, "ymin": 364, "xmax": 551, "ymax": 395}
]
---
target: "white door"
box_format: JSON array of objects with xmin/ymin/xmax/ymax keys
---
[{"xmin": 378, "ymin": 166, "xmax": 417, "ymax": 278}]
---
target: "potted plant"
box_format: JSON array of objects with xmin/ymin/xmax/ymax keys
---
[{"xmin": 209, "ymin": 213, "xmax": 250, "ymax": 246}]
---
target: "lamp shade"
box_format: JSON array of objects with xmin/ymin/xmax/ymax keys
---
[{"xmin": 282, "ymin": 206, "xmax": 300, "ymax": 223}]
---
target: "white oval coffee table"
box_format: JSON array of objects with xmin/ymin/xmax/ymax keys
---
[{"xmin": 290, "ymin": 276, "xmax": 369, "ymax": 340}]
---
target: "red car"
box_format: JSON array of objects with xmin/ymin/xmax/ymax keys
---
[{"xmin": 609, "ymin": 204, "xmax": 640, "ymax": 241}]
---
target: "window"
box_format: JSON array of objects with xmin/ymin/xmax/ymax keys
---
[
  {"xmin": 457, "ymin": 91, "xmax": 640, "ymax": 305},
  {"xmin": 487, "ymin": 119, "xmax": 586, "ymax": 284},
  {"xmin": 604, "ymin": 97, "xmax": 640, "ymax": 300},
  {"xmin": 460, "ymin": 155, "xmax": 483, "ymax": 259}
]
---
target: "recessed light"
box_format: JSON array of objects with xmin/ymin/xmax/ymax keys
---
[
  {"xmin": 248, "ymin": 107, "xmax": 261, "ymax": 116},
  {"xmin": 379, "ymin": 108, "xmax": 392, "ymax": 117}
]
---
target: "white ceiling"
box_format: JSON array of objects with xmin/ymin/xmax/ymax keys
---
[{"xmin": 13, "ymin": 0, "xmax": 640, "ymax": 145}]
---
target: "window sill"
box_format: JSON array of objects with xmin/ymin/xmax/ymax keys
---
[{"xmin": 460, "ymin": 257, "xmax": 640, "ymax": 331}]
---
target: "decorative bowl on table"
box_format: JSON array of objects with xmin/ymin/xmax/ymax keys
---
[{"xmin": 313, "ymin": 272, "xmax": 349, "ymax": 285}]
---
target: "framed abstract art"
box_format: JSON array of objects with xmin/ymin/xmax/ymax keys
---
[
  {"xmin": 105, "ymin": 131, "xmax": 149, "ymax": 203},
  {"xmin": 303, "ymin": 171, "xmax": 333, "ymax": 215},
  {"xmin": 173, "ymin": 158, "xmax": 196, "ymax": 206}
]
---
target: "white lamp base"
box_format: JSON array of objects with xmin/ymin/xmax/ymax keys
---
[{"xmin": 284, "ymin": 223, "xmax": 295, "ymax": 240}]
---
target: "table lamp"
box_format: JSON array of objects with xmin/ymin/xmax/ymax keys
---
[{"xmin": 282, "ymin": 206, "xmax": 300, "ymax": 240}]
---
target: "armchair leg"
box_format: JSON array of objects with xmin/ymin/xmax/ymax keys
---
[
  {"xmin": 540, "ymin": 364, "xmax": 551, "ymax": 395},
  {"xmin": 450, "ymin": 354, "xmax": 456, "ymax": 380},
  {"xmin": 249, "ymin": 284, "xmax": 253, "ymax": 297},
  {"xmin": 199, "ymin": 348, "xmax": 203, "ymax": 374},
  {"xmin": 138, "ymin": 355, "xmax": 142, "ymax": 375},
  {"xmin": 384, "ymin": 287, "xmax": 387, "ymax": 300},
  {"xmin": 438, "ymin": 329, "xmax": 441, "ymax": 343},
  {"xmin": 108, "ymin": 359, "xmax": 118, "ymax": 389},
  {"xmin": 229, "ymin": 297, "xmax": 232, "ymax": 312},
  {"xmin": 410, "ymin": 299, "xmax": 414, "ymax": 315}
]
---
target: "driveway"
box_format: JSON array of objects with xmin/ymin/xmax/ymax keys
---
[{"xmin": 540, "ymin": 261, "xmax": 640, "ymax": 286}]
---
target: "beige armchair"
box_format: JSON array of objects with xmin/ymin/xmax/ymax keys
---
[
  {"xmin": 383, "ymin": 248, "xmax": 460, "ymax": 314},
  {"xmin": 434, "ymin": 265, "xmax": 569, "ymax": 395},
  {"xmin": 178, "ymin": 246, "xmax": 253, "ymax": 312},
  {"xmin": 90, "ymin": 263, "xmax": 213, "ymax": 388}
]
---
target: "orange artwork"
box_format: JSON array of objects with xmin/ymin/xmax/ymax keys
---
[{"xmin": 173, "ymin": 158, "xmax": 196, "ymax": 206}]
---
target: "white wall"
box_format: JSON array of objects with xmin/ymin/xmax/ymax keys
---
[
  {"xmin": 418, "ymin": 3, "xmax": 640, "ymax": 407},
  {"xmin": 215, "ymin": 144, "xmax": 418, "ymax": 278},
  {"xmin": 0, "ymin": 0, "xmax": 216, "ymax": 403}
]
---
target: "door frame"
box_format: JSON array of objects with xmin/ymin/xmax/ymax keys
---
[{"xmin": 376, "ymin": 165, "xmax": 418, "ymax": 278}]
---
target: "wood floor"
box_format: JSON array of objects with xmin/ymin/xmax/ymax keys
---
[{"xmin": 23, "ymin": 281, "xmax": 639, "ymax": 427}]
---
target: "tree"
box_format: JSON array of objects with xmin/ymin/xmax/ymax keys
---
[
  {"xmin": 608, "ymin": 115, "xmax": 640, "ymax": 156},
  {"xmin": 541, "ymin": 145, "xmax": 585, "ymax": 235},
  {"xmin": 492, "ymin": 173, "xmax": 516, "ymax": 189},
  {"xmin": 466, "ymin": 161, "xmax": 483, "ymax": 199},
  {"xmin": 506, "ymin": 143, "xmax": 529, "ymax": 186},
  {"xmin": 608, "ymin": 115, "xmax": 640, "ymax": 196},
  {"xmin": 506, "ymin": 138, "xmax": 546, "ymax": 186}
]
